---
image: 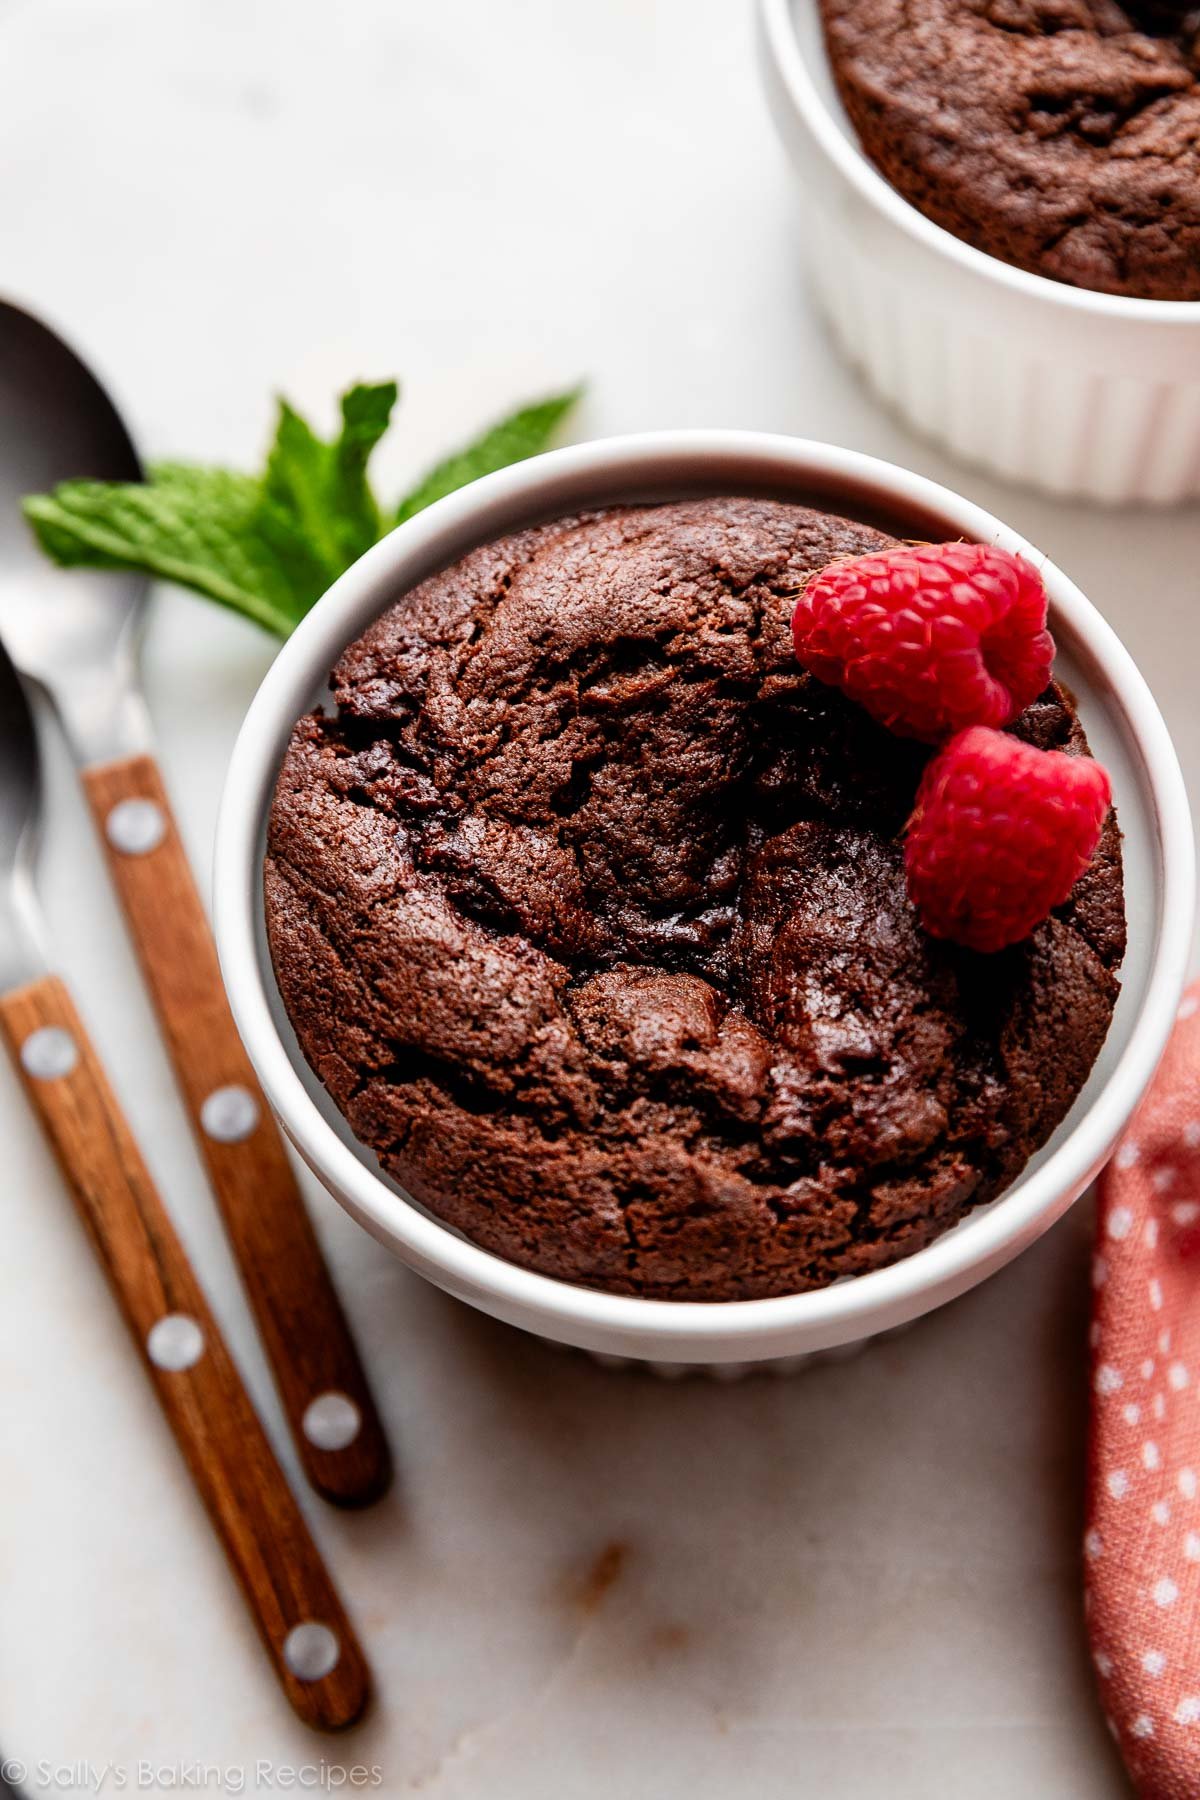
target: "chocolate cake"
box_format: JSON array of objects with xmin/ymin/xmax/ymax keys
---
[
  {"xmin": 819, "ymin": 0, "xmax": 1200, "ymax": 301},
  {"xmin": 265, "ymin": 498, "xmax": 1125, "ymax": 1301}
]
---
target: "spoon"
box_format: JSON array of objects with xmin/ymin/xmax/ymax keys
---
[
  {"xmin": 0, "ymin": 299, "xmax": 391, "ymax": 1506},
  {"xmin": 0, "ymin": 635, "xmax": 369, "ymax": 1729}
]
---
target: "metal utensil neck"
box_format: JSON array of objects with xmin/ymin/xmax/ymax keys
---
[
  {"xmin": 0, "ymin": 863, "xmax": 48, "ymax": 995},
  {"xmin": 42, "ymin": 655, "xmax": 153, "ymax": 769}
]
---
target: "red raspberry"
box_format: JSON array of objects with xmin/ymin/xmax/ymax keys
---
[
  {"xmin": 792, "ymin": 541, "xmax": 1054, "ymax": 744},
  {"xmin": 905, "ymin": 726, "xmax": 1110, "ymax": 953}
]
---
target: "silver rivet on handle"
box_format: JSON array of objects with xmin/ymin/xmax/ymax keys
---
[
  {"xmin": 199, "ymin": 1085, "xmax": 260, "ymax": 1144},
  {"xmin": 283, "ymin": 1622, "xmax": 341, "ymax": 1681},
  {"xmin": 20, "ymin": 1026, "xmax": 79, "ymax": 1080},
  {"xmin": 146, "ymin": 1313, "xmax": 206, "ymax": 1371},
  {"xmin": 105, "ymin": 798, "xmax": 167, "ymax": 856},
  {"xmin": 302, "ymin": 1392, "xmax": 363, "ymax": 1452}
]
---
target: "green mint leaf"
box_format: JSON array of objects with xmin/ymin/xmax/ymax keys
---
[
  {"xmin": 392, "ymin": 385, "xmax": 582, "ymax": 527},
  {"xmin": 22, "ymin": 378, "xmax": 580, "ymax": 639},
  {"xmin": 263, "ymin": 402, "xmax": 342, "ymax": 578},
  {"xmin": 264, "ymin": 380, "xmax": 397, "ymax": 578},
  {"xmin": 331, "ymin": 381, "xmax": 397, "ymax": 557},
  {"xmin": 23, "ymin": 464, "xmax": 325, "ymax": 638}
]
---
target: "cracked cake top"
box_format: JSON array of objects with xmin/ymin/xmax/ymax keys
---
[
  {"xmin": 819, "ymin": 0, "xmax": 1200, "ymax": 300},
  {"xmin": 264, "ymin": 497, "xmax": 1125, "ymax": 1301}
]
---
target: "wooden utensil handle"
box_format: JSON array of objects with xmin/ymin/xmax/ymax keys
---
[
  {"xmin": 0, "ymin": 975, "xmax": 369, "ymax": 1731},
  {"xmin": 82, "ymin": 753, "xmax": 390, "ymax": 1507}
]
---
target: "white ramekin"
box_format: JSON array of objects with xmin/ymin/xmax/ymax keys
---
[
  {"xmin": 758, "ymin": 0, "xmax": 1200, "ymax": 505},
  {"xmin": 213, "ymin": 432, "xmax": 1193, "ymax": 1373}
]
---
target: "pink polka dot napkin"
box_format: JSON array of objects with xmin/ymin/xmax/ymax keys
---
[{"xmin": 1089, "ymin": 983, "xmax": 1200, "ymax": 1797}]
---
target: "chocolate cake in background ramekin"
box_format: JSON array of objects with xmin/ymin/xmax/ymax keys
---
[
  {"xmin": 264, "ymin": 497, "xmax": 1125, "ymax": 1303},
  {"xmin": 818, "ymin": 0, "xmax": 1200, "ymax": 303},
  {"xmin": 757, "ymin": 0, "xmax": 1200, "ymax": 503}
]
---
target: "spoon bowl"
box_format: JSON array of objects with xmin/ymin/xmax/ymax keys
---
[
  {"xmin": 0, "ymin": 298, "xmax": 148, "ymax": 761},
  {"xmin": 0, "ymin": 632, "xmax": 43, "ymax": 994}
]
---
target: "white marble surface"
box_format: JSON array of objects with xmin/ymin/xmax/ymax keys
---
[{"xmin": 0, "ymin": 1, "xmax": 1197, "ymax": 1794}]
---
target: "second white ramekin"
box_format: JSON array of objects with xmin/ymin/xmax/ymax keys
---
[
  {"xmin": 758, "ymin": 0, "xmax": 1200, "ymax": 505},
  {"xmin": 214, "ymin": 433, "xmax": 1193, "ymax": 1373}
]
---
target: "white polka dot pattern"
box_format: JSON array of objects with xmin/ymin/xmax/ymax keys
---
[{"xmin": 1087, "ymin": 980, "xmax": 1200, "ymax": 1794}]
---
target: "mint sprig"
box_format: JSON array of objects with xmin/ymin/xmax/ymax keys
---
[
  {"xmin": 393, "ymin": 389, "xmax": 580, "ymax": 527},
  {"xmin": 22, "ymin": 380, "xmax": 581, "ymax": 638}
]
